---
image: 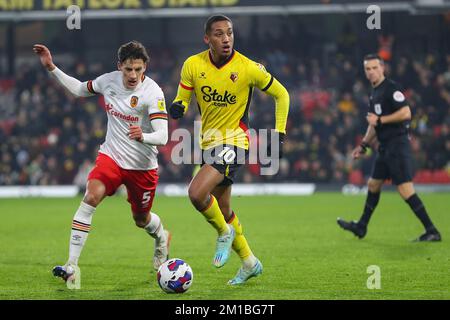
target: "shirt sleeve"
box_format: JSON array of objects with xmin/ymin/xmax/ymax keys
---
[
  {"xmin": 389, "ymin": 83, "xmax": 409, "ymax": 111},
  {"xmin": 248, "ymin": 60, "xmax": 289, "ymax": 134},
  {"xmin": 50, "ymin": 67, "xmax": 93, "ymax": 97},
  {"xmin": 179, "ymin": 58, "xmax": 194, "ymax": 90},
  {"xmin": 142, "ymin": 118, "xmax": 168, "ymax": 146},
  {"xmin": 248, "ymin": 61, "xmax": 274, "ymax": 91},
  {"xmin": 173, "ymin": 58, "xmax": 195, "ymax": 111},
  {"xmin": 148, "ymin": 86, "xmax": 168, "ymax": 122},
  {"xmin": 89, "ymin": 73, "xmax": 110, "ymax": 95},
  {"xmin": 263, "ymin": 77, "xmax": 290, "ymax": 134}
]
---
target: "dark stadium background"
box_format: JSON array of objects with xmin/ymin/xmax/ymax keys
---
[{"xmin": 0, "ymin": 0, "xmax": 449, "ymax": 191}]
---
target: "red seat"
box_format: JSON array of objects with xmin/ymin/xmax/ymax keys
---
[
  {"xmin": 431, "ymin": 170, "xmax": 450, "ymax": 184},
  {"xmin": 349, "ymin": 170, "xmax": 364, "ymax": 185},
  {"xmin": 414, "ymin": 170, "xmax": 433, "ymax": 183}
]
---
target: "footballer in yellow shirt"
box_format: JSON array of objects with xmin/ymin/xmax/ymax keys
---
[
  {"xmin": 174, "ymin": 49, "xmax": 288, "ymax": 150},
  {"xmin": 170, "ymin": 15, "xmax": 289, "ymax": 285}
]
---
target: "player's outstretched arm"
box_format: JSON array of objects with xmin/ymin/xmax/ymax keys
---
[
  {"xmin": 33, "ymin": 44, "xmax": 56, "ymax": 71},
  {"xmin": 33, "ymin": 44, "xmax": 94, "ymax": 98}
]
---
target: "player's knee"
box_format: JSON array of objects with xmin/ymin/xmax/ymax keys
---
[
  {"xmin": 83, "ymin": 192, "xmax": 102, "ymax": 207},
  {"xmin": 188, "ymin": 188, "xmax": 208, "ymax": 211},
  {"xmin": 134, "ymin": 219, "xmax": 147, "ymax": 228},
  {"xmin": 367, "ymin": 179, "xmax": 382, "ymax": 193},
  {"xmin": 397, "ymin": 183, "xmax": 415, "ymax": 200},
  {"xmin": 133, "ymin": 213, "xmax": 150, "ymax": 228}
]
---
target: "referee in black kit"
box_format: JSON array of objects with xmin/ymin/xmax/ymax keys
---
[{"xmin": 337, "ymin": 54, "xmax": 441, "ymax": 242}]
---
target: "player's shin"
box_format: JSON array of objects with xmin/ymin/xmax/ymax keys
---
[
  {"xmin": 68, "ymin": 201, "xmax": 95, "ymax": 266},
  {"xmin": 228, "ymin": 211, "xmax": 257, "ymax": 269},
  {"xmin": 201, "ymin": 195, "xmax": 230, "ymax": 236},
  {"xmin": 358, "ymin": 191, "xmax": 380, "ymax": 227},
  {"xmin": 144, "ymin": 212, "xmax": 170, "ymax": 270},
  {"xmin": 405, "ymin": 194, "xmax": 435, "ymax": 231},
  {"xmin": 144, "ymin": 212, "xmax": 165, "ymax": 239}
]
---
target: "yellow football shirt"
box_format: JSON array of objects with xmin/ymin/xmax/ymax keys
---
[{"xmin": 174, "ymin": 49, "xmax": 288, "ymax": 150}]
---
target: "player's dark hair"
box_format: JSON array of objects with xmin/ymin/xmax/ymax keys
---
[
  {"xmin": 364, "ymin": 53, "xmax": 384, "ymax": 64},
  {"xmin": 204, "ymin": 14, "xmax": 233, "ymax": 34},
  {"xmin": 117, "ymin": 41, "xmax": 149, "ymax": 64}
]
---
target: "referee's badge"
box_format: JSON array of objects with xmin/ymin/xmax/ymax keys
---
[
  {"xmin": 230, "ymin": 72, "xmax": 238, "ymax": 83},
  {"xmin": 130, "ymin": 95, "xmax": 139, "ymax": 108},
  {"xmin": 374, "ymin": 103, "xmax": 382, "ymax": 115},
  {"xmin": 393, "ymin": 91, "xmax": 405, "ymax": 102}
]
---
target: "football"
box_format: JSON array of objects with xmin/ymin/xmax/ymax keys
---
[{"xmin": 157, "ymin": 258, "xmax": 193, "ymax": 293}]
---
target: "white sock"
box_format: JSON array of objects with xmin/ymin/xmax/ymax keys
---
[
  {"xmin": 67, "ymin": 201, "xmax": 95, "ymax": 266},
  {"xmin": 242, "ymin": 254, "xmax": 257, "ymax": 270},
  {"xmin": 144, "ymin": 212, "xmax": 164, "ymax": 240}
]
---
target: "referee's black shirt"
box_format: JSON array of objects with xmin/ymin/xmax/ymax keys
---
[{"xmin": 369, "ymin": 78, "xmax": 410, "ymax": 145}]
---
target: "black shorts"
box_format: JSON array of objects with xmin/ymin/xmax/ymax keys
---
[
  {"xmin": 371, "ymin": 136, "xmax": 414, "ymax": 185},
  {"xmin": 201, "ymin": 145, "xmax": 249, "ymax": 186}
]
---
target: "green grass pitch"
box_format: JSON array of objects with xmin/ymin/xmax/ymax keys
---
[{"xmin": 0, "ymin": 192, "xmax": 449, "ymax": 300}]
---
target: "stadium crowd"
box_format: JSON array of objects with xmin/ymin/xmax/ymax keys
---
[{"xmin": 1, "ymin": 43, "xmax": 449, "ymax": 186}]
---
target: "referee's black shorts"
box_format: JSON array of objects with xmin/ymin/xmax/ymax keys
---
[{"xmin": 371, "ymin": 136, "xmax": 414, "ymax": 185}]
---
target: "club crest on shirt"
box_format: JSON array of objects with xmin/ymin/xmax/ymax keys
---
[
  {"xmin": 230, "ymin": 72, "xmax": 238, "ymax": 83},
  {"xmin": 130, "ymin": 95, "xmax": 139, "ymax": 108},
  {"xmin": 256, "ymin": 63, "xmax": 267, "ymax": 72}
]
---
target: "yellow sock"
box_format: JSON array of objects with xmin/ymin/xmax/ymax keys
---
[
  {"xmin": 201, "ymin": 195, "xmax": 229, "ymax": 236},
  {"xmin": 228, "ymin": 211, "xmax": 253, "ymax": 261}
]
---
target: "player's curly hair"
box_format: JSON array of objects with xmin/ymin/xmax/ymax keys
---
[
  {"xmin": 204, "ymin": 14, "xmax": 232, "ymax": 34},
  {"xmin": 117, "ymin": 41, "xmax": 149, "ymax": 64}
]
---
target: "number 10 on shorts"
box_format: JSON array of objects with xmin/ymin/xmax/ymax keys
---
[{"xmin": 218, "ymin": 147, "xmax": 236, "ymax": 163}]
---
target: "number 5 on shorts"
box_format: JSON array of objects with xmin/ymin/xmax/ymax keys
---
[{"xmin": 142, "ymin": 191, "xmax": 152, "ymax": 205}]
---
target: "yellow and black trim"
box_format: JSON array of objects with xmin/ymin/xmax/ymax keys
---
[{"xmin": 261, "ymin": 75, "xmax": 274, "ymax": 92}]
